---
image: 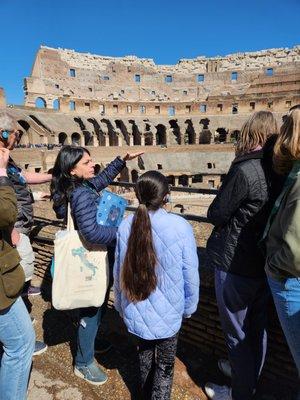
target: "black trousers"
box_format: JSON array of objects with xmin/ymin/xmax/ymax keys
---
[{"xmin": 137, "ymin": 333, "xmax": 179, "ymax": 400}]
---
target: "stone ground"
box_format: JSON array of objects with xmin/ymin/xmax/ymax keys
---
[{"xmin": 26, "ymin": 285, "xmax": 292, "ymax": 400}]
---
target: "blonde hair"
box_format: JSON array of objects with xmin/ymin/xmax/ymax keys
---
[
  {"xmin": 235, "ymin": 111, "xmax": 278, "ymax": 156},
  {"xmin": 273, "ymin": 109, "xmax": 300, "ymax": 175}
]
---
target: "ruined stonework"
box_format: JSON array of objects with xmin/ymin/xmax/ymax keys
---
[{"xmin": 1, "ymin": 45, "xmax": 300, "ymax": 149}]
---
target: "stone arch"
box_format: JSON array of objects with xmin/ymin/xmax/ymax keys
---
[
  {"xmin": 169, "ymin": 120, "xmax": 181, "ymax": 145},
  {"xmin": 115, "ymin": 120, "xmax": 130, "ymax": 145},
  {"xmin": 231, "ymin": 130, "xmax": 240, "ymax": 142},
  {"xmin": 144, "ymin": 123, "xmax": 154, "ymax": 146},
  {"xmin": 58, "ymin": 132, "xmax": 68, "ymax": 145},
  {"xmin": 53, "ymin": 99, "xmax": 60, "ymax": 110},
  {"xmin": 131, "ymin": 169, "xmax": 139, "ymax": 183},
  {"xmin": 101, "ymin": 119, "xmax": 118, "ymax": 146},
  {"xmin": 87, "ymin": 118, "xmax": 105, "ymax": 146},
  {"xmin": 84, "ymin": 131, "xmax": 94, "ymax": 146},
  {"xmin": 179, "ymin": 174, "xmax": 189, "ymax": 186},
  {"xmin": 119, "ymin": 167, "xmax": 129, "ymax": 182},
  {"xmin": 185, "ymin": 119, "xmax": 196, "ymax": 144},
  {"xmin": 71, "ymin": 132, "xmax": 81, "ymax": 146},
  {"xmin": 167, "ymin": 175, "xmax": 175, "ymax": 186},
  {"xmin": 216, "ymin": 128, "xmax": 227, "ymax": 143},
  {"xmin": 156, "ymin": 124, "xmax": 166, "ymax": 145},
  {"xmin": 35, "ymin": 97, "xmax": 47, "ymax": 108}
]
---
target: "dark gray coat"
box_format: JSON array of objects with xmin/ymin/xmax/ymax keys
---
[{"xmin": 206, "ymin": 150, "xmax": 270, "ymax": 278}]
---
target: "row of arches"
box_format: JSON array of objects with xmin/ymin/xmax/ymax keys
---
[{"xmin": 35, "ymin": 97, "xmax": 60, "ymax": 110}]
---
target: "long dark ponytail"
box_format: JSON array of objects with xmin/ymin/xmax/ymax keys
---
[
  {"xmin": 50, "ymin": 145, "xmax": 90, "ymax": 209},
  {"xmin": 121, "ymin": 171, "xmax": 169, "ymax": 302}
]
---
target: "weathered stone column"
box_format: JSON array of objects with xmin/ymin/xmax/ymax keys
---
[
  {"xmin": 174, "ymin": 176, "xmax": 179, "ymax": 186},
  {"xmin": 117, "ymin": 135, "xmax": 123, "ymax": 147},
  {"xmin": 105, "ymin": 135, "xmax": 110, "ymax": 147},
  {"xmin": 188, "ymin": 176, "xmax": 192, "ymax": 186},
  {"xmin": 93, "ymin": 135, "xmax": 99, "ymax": 147},
  {"xmin": 129, "ymin": 135, "xmax": 134, "ymax": 146},
  {"xmin": 140, "ymin": 135, "xmax": 145, "ymax": 146}
]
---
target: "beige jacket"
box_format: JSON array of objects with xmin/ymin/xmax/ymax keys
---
[{"xmin": 266, "ymin": 175, "xmax": 300, "ymax": 280}]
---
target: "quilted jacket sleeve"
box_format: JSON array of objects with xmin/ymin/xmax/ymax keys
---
[
  {"xmin": 113, "ymin": 231, "xmax": 122, "ymax": 313},
  {"xmin": 207, "ymin": 166, "xmax": 249, "ymax": 227},
  {"xmin": 0, "ymin": 177, "xmax": 17, "ymax": 229},
  {"xmin": 71, "ymin": 188, "xmax": 117, "ymax": 246},
  {"xmin": 182, "ymin": 224, "xmax": 200, "ymax": 316},
  {"xmin": 88, "ymin": 157, "xmax": 125, "ymax": 192},
  {"xmin": 52, "ymin": 193, "xmax": 66, "ymax": 220}
]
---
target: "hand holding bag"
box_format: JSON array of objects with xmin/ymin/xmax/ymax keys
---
[{"xmin": 52, "ymin": 205, "xmax": 109, "ymax": 310}]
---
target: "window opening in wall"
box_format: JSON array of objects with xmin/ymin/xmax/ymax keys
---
[
  {"xmin": 250, "ymin": 102, "xmax": 255, "ymax": 110},
  {"xmin": 200, "ymin": 104, "xmax": 207, "ymax": 113},
  {"xmin": 69, "ymin": 69, "xmax": 76, "ymax": 77},
  {"xmin": 183, "ymin": 90, "xmax": 188, "ymax": 95},
  {"xmin": 85, "ymin": 102, "xmax": 91, "ymax": 111},
  {"xmin": 69, "ymin": 101, "xmax": 76, "ymax": 111},
  {"xmin": 140, "ymin": 105, "xmax": 146, "ymax": 114},
  {"xmin": 103, "ymin": 76, "xmax": 110, "ymax": 80},
  {"xmin": 127, "ymin": 105, "xmax": 132, "ymax": 113},
  {"xmin": 88, "ymin": 87, "xmax": 93, "ymax": 92},
  {"xmin": 232, "ymin": 104, "xmax": 238, "ymax": 114},
  {"xmin": 157, "ymin": 164, "xmax": 163, "ymax": 170},
  {"xmin": 168, "ymin": 106, "xmax": 175, "ymax": 116},
  {"xmin": 213, "ymin": 163, "xmax": 216, "ymax": 168},
  {"xmin": 266, "ymin": 68, "xmax": 274, "ymax": 76},
  {"xmin": 100, "ymin": 104, "xmax": 105, "ymax": 114},
  {"xmin": 268, "ymin": 101, "xmax": 273, "ymax": 109},
  {"xmin": 121, "ymin": 90, "xmax": 125, "ymax": 94},
  {"xmin": 155, "ymin": 106, "xmax": 160, "ymax": 114},
  {"xmin": 208, "ymin": 180, "xmax": 215, "ymax": 188},
  {"xmin": 113, "ymin": 105, "xmax": 118, "ymax": 113},
  {"xmin": 55, "ymin": 84, "xmax": 59, "ymax": 89},
  {"xmin": 217, "ymin": 103, "xmax": 223, "ymax": 112},
  {"xmin": 35, "ymin": 97, "xmax": 46, "ymax": 108},
  {"xmin": 53, "ymin": 99, "xmax": 60, "ymax": 110},
  {"xmin": 134, "ymin": 74, "xmax": 141, "ymax": 83},
  {"xmin": 151, "ymin": 91, "xmax": 156, "ymax": 95},
  {"xmin": 186, "ymin": 105, "xmax": 191, "ymax": 113},
  {"xmin": 231, "ymin": 71, "xmax": 238, "ymax": 81},
  {"xmin": 127, "ymin": 66, "xmax": 131, "ymax": 72},
  {"xmin": 165, "ymin": 75, "xmax": 173, "ymax": 83},
  {"xmin": 197, "ymin": 74, "xmax": 204, "ymax": 82},
  {"xmin": 207, "ymin": 163, "xmax": 212, "ymax": 169},
  {"xmin": 286, "ymin": 100, "xmax": 292, "ymax": 108}
]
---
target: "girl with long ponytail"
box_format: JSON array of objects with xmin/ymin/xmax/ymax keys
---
[{"xmin": 114, "ymin": 171, "xmax": 199, "ymax": 399}]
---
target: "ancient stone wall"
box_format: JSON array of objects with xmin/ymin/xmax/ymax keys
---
[
  {"xmin": 0, "ymin": 87, "xmax": 6, "ymax": 108},
  {"xmin": 24, "ymin": 46, "xmax": 300, "ymax": 118}
]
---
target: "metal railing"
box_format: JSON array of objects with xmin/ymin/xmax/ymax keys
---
[{"xmin": 33, "ymin": 182, "xmax": 217, "ymax": 243}]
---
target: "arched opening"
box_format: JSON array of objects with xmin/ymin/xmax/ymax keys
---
[
  {"xmin": 129, "ymin": 121, "xmax": 141, "ymax": 146},
  {"xmin": 167, "ymin": 175, "xmax": 175, "ymax": 186},
  {"xmin": 58, "ymin": 132, "xmax": 68, "ymax": 145},
  {"xmin": 94, "ymin": 164, "xmax": 102, "ymax": 175},
  {"xmin": 231, "ymin": 130, "xmax": 240, "ymax": 142},
  {"xmin": 71, "ymin": 132, "xmax": 81, "ymax": 146},
  {"xmin": 185, "ymin": 120, "xmax": 196, "ymax": 144},
  {"xmin": 216, "ymin": 128, "xmax": 227, "ymax": 143},
  {"xmin": 169, "ymin": 120, "xmax": 181, "ymax": 145},
  {"xmin": 35, "ymin": 97, "xmax": 47, "ymax": 108},
  {"xmin": 119, "ymin": 167, "xmax": 129, "ymax": 182},
  {"xmin": 18, "ymin": 120, "xmax": 30, "ymax": 131},
  {"xmin": 53, "ymin": 99, "xmax": 60, "ymax": 110},
  {"xmin": 179, "ymin": 175, "xmax": 189, "ymax": 186},
  {"xmin": 131, "ymin": 170, "xmax": 139, "ymax": 183},
  {"xmin": 84, "ymin": 131, "xmax": 93, "ymax": 146},
  {"xmin": 115, "ymin": 120, "xmax": 130, "ymax": 145},
  {"xmin": 156, "ymin": 124, "xmax": 166, "ymax": 145}
]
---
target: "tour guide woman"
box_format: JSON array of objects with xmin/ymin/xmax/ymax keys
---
[{"xmin": 51, "ymin": 145, "xmax": 142, "ymax": 385}]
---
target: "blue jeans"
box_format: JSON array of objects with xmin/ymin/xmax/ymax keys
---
[
  {"xmin": 0, "ymin": 297, "xmax": 35, "ymax": 400},
  {"xmin": 75, "ymin": 305, "xmax": 103, "ymax": 367},
  {"xmin": 215, "ymin": 270, "xmax": 270, "ymax": 400},
  {"xmin": 268, "ymin": 276, "xmax": 300, "ymax": 374}
]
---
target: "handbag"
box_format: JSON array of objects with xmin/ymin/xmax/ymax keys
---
[{"xmin": 52, "ymin": 205, "xmax": 109, "ymax": 310}]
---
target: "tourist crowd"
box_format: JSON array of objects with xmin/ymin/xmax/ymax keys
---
[{"xmin": 0, "ymin": 107, "xmax": 299, "ymax": 400}]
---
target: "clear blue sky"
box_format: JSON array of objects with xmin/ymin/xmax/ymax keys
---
[{"xmin": 1, "ymin": 0, "xmax": 299, "ymax": 104}]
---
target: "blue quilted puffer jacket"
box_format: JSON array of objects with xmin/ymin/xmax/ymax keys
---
[
  {"xmin": 113, "ymin": 208, "xmax": 200, "ymax": 340},
  {"xmin": 53, "ymin": 156, "xmax": 125, "ymax": 246}
]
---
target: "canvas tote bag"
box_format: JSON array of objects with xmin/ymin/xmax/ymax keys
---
[{"xmin": 52, "ymin": 205, "xmax": 109, "ymax": 310}]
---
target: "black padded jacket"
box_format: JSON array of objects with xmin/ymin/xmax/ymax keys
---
[{"xmin": 206, "ymin": 148, "xmax": 283, "ymax": 278}]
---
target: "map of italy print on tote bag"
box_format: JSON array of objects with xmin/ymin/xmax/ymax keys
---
[{"xmin": 72, "ymin": 247, "xmax": 98, "ymax": 280}]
